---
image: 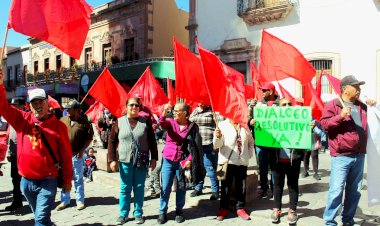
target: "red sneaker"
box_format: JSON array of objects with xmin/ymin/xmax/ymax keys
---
[
  {"xmin": 236, "ymin": 209, "xmax": 251, "ymax": 221},
  {"xmin": 216, "ymin": 209, "xmax": 228, "ymax": 221}
]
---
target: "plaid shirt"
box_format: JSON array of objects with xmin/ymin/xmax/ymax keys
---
[{"xmin": 189, "ymin": 106, "xmax": 215, "ymax": 145}]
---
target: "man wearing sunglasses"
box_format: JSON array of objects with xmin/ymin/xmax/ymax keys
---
[
  {"xmin": 321, "ymin": 75, "xmax": 376, "ymax": 226},
  {"xmin": 252, "ymin": 82, "xmax": 279, "ymax": 198}
]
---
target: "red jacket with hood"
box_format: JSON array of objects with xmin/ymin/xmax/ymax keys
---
[{"xmin": 0, "ymin": 86, "xmax": 72, "ymax": 185}]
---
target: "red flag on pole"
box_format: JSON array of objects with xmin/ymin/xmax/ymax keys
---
[
  {"xmin": 307, "ymin": 82, "xmax": 324, "ymax": 121},
  {"xmin": 85, "ymin": 101, "xmax": 104, "ymax": 129},
  {"xmin": 250, "ymin": 61, "xmax": 259, "ymax": 99},
  {"xmin": 48, "ymin": 95, "xmax": 61, "ymax": 110},
  {"xmin": 197, "ymin": 43, "xmax": 248, "ymax": 127},
  {"xmin": 167, "ymin": 77, "xmax": 176, "ymax": 104},
  {"xmin": 325, "ymin": 73, "xmax": 341, "ymax": 95},
  {"xmin": 259, "ymin": 30, "xmax": 316, "ymax": 84},
  {"xmin": 129, "ymin": 66, "xmax": 169, "ymax": 115},
  {"xmin": 8, "ymin": 0, "xmax": 93, "ymax": 59},
  {"xmin": 88, "ymin": 67, "xmax": 129, "ymax": 118},
  {"xmin": 173, "ymin": 37, "xmax": 210, "ymax": 105}
]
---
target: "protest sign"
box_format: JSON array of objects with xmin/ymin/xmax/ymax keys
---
[{"xmin": 254, "ymin": 106, "xmax": 312, "ymax": 149}]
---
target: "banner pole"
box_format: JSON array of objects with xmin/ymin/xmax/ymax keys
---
[
  {"xmin": 80, "ymin": 92, "xmax": 90, "ymax": 105},
  {"xmin": 0, "ymin": 26, "xmax": 9, "ymax": 70}
]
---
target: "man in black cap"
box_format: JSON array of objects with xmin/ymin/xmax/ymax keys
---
[
  {"xmin": 4, "ymin": 97, "xmax": 26, "ymax": 211},
  {"xmin": 56, "ymin": 99, "xmax": 93, "ymax": 211},
  {"xmin": 321, "ymin": 75, "xmax": 376, "ymax": 226}
]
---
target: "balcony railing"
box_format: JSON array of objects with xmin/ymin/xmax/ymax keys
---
[
  {"xmin": 24, "ymin": 57, "xmax": 174, "ymax": 86},
  {"xmin": 26, "ymin": 68, "xmax": 81, "ymax": 86},
  {"xmin": 238, "ymin": 0, "xmax": 293, "ymax": 25}
]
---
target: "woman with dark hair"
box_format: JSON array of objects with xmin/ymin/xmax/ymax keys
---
[
  {"xmin": 108, "ymin": 97, "xmax": 158, "ymax": 225},
  {"xmin": 157, "ymin": 103, "xmax": 204, "ymax": 224}
]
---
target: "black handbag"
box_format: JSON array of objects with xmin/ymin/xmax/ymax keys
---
[
  {"xmin": 36, "ymin": 123, "xmax": 63, "ymax": 188},
  {"xmin": 126, "ymin": 118, "xmax": 150, "ymax": 169}
]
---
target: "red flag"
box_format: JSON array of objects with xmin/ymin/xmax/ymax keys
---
[
  {"xmin": 48, "ymin": 95, "xmax": 61, "ymax": 110},
  {"xmin": 88, "ymin": 67, "xmax": 129, "ymax": 118},
  {"xmin": 244, "ymin": 84, "xmax": 254, "ymax": 100},
  {"xmin": 325, "ymin": 73, "xmax": 341, "ymax": 95},
  {"xmin": 197, "ymin": 43, "xmax": 248, "ymax": 127},
  {"xmin": 316, "ymin": 69, "xmax": 324, "ymax": 97},
  {"xmin": 167, "ymin": 77, "xmax": 176, "ymax": 104},
  {"xmin": 129, "ymin": 66, "xmax": 169, "ymax": 115},
  {"xmin": 173, "ymin": 37, "xmax": 210, "ymax": 105},
  {"xmin": 259, "ymin": 30, "xmax": 316, "ymax": 84},
  {"xmin": 277, "ymin": 81, "xmax": 295, "ymax": 104},
  {"xmin": 85, "ymin": 101, "xmax": 104, "ymax": 130},
  {"xmin": 8, "ymin": 0, "xmax": 93, "ymax": 59},
  {"xmin": 307, "ymin": 82, "xmax": 324, "ymax": 121},
  {"xmin": 250, "ymin": 61, "xmax": 259, "ymax": 99}
]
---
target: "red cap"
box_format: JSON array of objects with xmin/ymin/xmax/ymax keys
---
[{"xmin": 259, "ymin": 82, "xmax": 276, "ymax": 92}]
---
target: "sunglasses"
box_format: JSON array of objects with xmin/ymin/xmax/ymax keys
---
[
  {"xmin": 261, "ymin": 89, "xmax": 270, "ymax": 92},
  {"xmin": 128, "ymin": 104, "xmax": 140, "ymax": 107},
  {"xmin": 281, "ymin": 102, "xmax": 292, "ymax": 106}
]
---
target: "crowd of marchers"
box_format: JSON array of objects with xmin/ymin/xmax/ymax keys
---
[{"xmin": 0, "ymin": 70, "xmax": 378, "ymax": 226}]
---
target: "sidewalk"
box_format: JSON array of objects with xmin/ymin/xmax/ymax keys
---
[{"xmin": 0, "ymin": 151, "xmax": 379, "ymax": 226}]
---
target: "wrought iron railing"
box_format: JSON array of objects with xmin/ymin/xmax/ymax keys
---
[
  {"xmin": 24, "ymin": 57, "xmax": 174, "ymax": 85},
  {"xmin": 238, "ymin": 0, "xmax": 292, "ymax": 14}
]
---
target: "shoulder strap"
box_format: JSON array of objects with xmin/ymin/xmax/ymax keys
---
[
  {"xmin": 183, "ymin": 122, "xmax": 195, "ymax": 140},
  {"xmin": 36, "ymin": 123, "xmax": 59, "ymax": 165}
]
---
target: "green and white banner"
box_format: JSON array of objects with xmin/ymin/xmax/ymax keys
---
[{"xmin": 253, "ymin": 106, "xmax": 312, "ymax": 149}]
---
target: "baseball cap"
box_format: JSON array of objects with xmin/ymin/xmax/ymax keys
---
[
  {"xmin": 65, "ymin": 100, "xmax": 81, "ymax": 109},
  {"xmin": 340, "ymin": 75, "xmax": 365, "ymax": 87},
  {"xmin": 28, "ymin": 88, "xmax": 47, "ymax": 102},
  {"xmin": 259, "ymin": 82, "xmax": 276, "ymax": 92},
  {"xmin": 11, "ymin": 97, "xmax": 26, "ymax": 106}
]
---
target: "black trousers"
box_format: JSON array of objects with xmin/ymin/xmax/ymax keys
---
[
  {"xmin": 303, "ymin": 149, "xmax": 319, "ymax": 173},
  {"xmin": 220, "ymin": 164, "xmax": 247, "ymax": 210},
  {"xmin": 272, "ymin": 160, "xmax": 301, "ymax": 211},
  {"xmin": 10, "ymin": 155, "xmax": 23, "ymax": 205}
]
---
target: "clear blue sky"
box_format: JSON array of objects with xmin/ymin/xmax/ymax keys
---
[{"xmin": 0, "ymin": 0, "xmax": 189, "ymax": 47}]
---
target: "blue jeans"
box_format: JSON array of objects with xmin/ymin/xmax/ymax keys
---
[
  {"xmin": 20, "ymin": 177, "xmax": 57, "ymax": 226},
  {"xmin": 119, "ymin": 162, "xmax": 147, "ymax": 217},
  {"xmin": 159, "ymin": 157, "xmax": 186, "ymax": 214},
  {"xmin": 323, "ymin": 154, "xmax": 365, "ymax": 226},
  {"xmin": 194, "ymin": 144, "xmax": 219, "ymax": 192},
  {"xmin": 61, "ymin": 156, "xmax": 84, "ymax": 205}
]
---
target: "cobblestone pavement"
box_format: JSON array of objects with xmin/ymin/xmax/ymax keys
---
[{"xmin": 1, "ymin": 150, "xmax": 379, "ymax": 226}]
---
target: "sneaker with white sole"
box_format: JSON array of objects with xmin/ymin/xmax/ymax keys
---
[{"xmin": 55, "ymin": 203, "xmax": 69, "ymax": 211}]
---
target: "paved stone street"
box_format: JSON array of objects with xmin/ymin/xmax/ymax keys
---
[{"xmin": 1, "ymin": 147, "xmax": 379, "ymax": 226}]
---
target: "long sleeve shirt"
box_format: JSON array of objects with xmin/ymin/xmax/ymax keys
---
[
  {"xmin": 0, "ymin": 86, "xmax": 73, "ymax": 185},
  {"xmin": 159, "ymin": 116, "xmax": 192, "ymax": 163},
  {"xmin": 189, "ymin": 106, "xmax": 214, "ymax": 146},
  {"xmin": 213, "ymin": 119, "xmax": 255, "ymax": 166}
]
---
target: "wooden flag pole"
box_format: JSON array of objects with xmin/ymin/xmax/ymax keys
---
[
  {"xmin": 0, "ymin": 26, "xmax": 9, "ymax": 70},
  {"xmin": 80, "ymin": 92, "xmax": 90, "ymax": 105},
  {"xmin": 337, "ymin": 94, "xmax": 346, "ymax": 108}
]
